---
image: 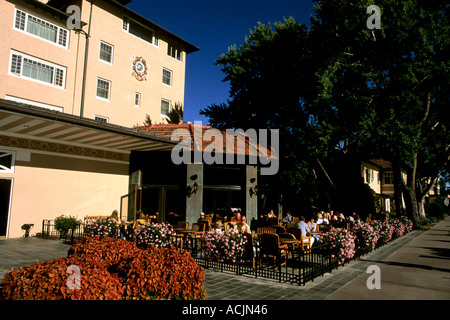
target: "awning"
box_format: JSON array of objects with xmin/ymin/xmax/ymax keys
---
[{"xmin": 0, "ymin": 99, "xmax": 178, "ymax": 155}]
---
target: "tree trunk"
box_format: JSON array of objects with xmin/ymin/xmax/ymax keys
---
[
  {"xmin": 404, "ymin": 183, "xmax": 421, "ymax": 223},
  {"xmin": 398, "ymin": 154, "xmax": 425, "ymax": 224},
  {"xmin": 392, "ymin": 159, "xmax": 405, "ymax": 216},
  {"xmin": 418, "ymin": 197, "xmax": 426, "ymax": 220}
]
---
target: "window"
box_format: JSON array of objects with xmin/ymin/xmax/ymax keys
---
[
  {"xmin": 99, "ymin": 41, "xmax": 113, "ymax": 64},
  {"xmin": 9, "ymin": 50, "xmax": 66, "ymax": 88},
  {"xmin": 122, "ymin": 17, "xmax": 159, "ymax": 46},
  {"xmin": 161, "ymin": 99, "xmax": 171, "ymax": 116},
  {"xmin": 14, "ymin": 9, "xmax": 69, "ymax": 48},
  {"xmin": 384, "ymin": 172, "xmax": 394, "ymax": 185},
  {"xmin": 134, "ymin": 92, "xmax": 141, "ymax": 107},
  {"xmin": 96, "ymin": 78, "xmax": 111, "ymax": 101},
  {"xmin": 122, "ymin": 17, "xmax": 129, "ymax": 31},
  {"xmin": 167, "ymin": 44, "xmax": 183, "ymax": 61},
  {"xmin": 0, "ymin": 151, "xmax": 15, "ymax": 173},
  {"xmin": 365, "ymin": 168, "xmax": 370, "ymax": 183},
  {"xmin": 94, "ymin": 115, "xmax": 109, "ymax": 124},
  {"xmin": 162, "ymin": 68, "xmax": 172, "ymax": 86}
]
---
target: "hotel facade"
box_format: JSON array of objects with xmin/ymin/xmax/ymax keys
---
[
  {"xmin": 1, "ymin": 0, "xmax": 199, "ymax": 126},
  {"xmin": 0, "ymin": 0, "xmax": 201, "ymax": 238}
]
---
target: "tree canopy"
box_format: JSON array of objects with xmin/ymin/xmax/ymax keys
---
[{"xmin": 200, "ymin": 0, "xmax": 450, "ymax": 222}]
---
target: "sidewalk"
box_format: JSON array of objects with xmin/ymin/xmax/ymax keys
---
[
  {"xmin": 1, "ymin": 217, "xmax": 449, "ymax": 300},
  {"xmin": 327, "ymin": 216, "xmax": 450, "ymax": 300}
]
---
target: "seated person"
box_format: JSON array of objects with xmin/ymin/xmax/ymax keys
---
[
  {"xmin": 281, "ymin": 211, "xmax": 293, "ymax": 225},
  {"xmin": 234, "ymin": 215, "xmax": 251, "ymax": 234},
  {"xmin": 295, "ymin": 216, "xmax": 315, "ymax": 247},
  {"xmin": 267, "ymin": 209, "xmax": 276, "ymax": 218},
  {"xmin": 133, "ymin": 211, "xmax": 147, "ymax": 229},
  {"xmin": 197, "ymin": 212, "xmax": 208, "ymax": 223}
]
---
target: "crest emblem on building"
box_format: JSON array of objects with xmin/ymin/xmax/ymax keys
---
[{"xmin": 131, "ymin": 56, "xmax": 149, "ymax": 81}]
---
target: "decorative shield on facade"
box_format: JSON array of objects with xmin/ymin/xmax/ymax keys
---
[{"xmin": 131, "ymin": 56, "xmax": 149, "ymax": 81}]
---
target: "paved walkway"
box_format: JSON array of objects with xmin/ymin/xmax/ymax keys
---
[{"xmin": 1, "ymin": 217, "xmax": 449, "ymax": 300}]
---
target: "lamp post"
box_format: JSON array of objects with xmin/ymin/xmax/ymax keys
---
[
  {"xmin": 74, "ymin": 28, "xmax": 89, "ymax": 118},
  {"xmin": 73, "ymin": 1, "xmax": 94, "ymax": 118}
]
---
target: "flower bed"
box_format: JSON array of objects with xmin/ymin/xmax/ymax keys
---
[
  {"xmin": 0, "ymin": 237, "xmax": 206, "ymax": 300},
  {"xmin": 370, "ymin": 220, "xmax": 394, "ymax": 245},
  {"xmin": 204, "ymin": 228, "xmax": 248, "ymax": 263},
  {"xmin": 321, "ymin": 228, "xmax": 356, "ymax": 265},
  {"xmin": 84, "ymin": 217, "xmax": 119, "ymax": 238},
  {"xmin": 352, "ymin": 222, "xmax": 378, "ymax": 251},
  {"xmin": 133, "ymin": 222, "xmax": 175, "ymax": 249}
]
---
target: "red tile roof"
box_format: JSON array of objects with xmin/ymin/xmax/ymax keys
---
[
  {"xmin": 367, "ymin": 159, "xmax": 393, "ymax": 169},
  {"xmin": 136, "ymin": 123, "xmax": 275, "ymax": 157}
]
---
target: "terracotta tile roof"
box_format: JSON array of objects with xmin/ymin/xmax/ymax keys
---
[
  {"xmin": 367, "ymin": 159, "xmax": 393, "ymax": 169},
  {"xmin": 136, "ymin": 123, "xmax": 275, "ymax": 157}
]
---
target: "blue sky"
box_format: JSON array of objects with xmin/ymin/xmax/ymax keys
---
[{"xmin": 126, "ymin": 0, "xmax": 316, "ymax": 124}]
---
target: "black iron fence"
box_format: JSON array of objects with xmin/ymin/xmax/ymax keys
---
[
  {"xmin": 181, "ymin": 236, "xmax": 344, "ymax": 286},
  {"xmin": 40, "ymin": 219, "xmax": 85, "ymax": 243}
]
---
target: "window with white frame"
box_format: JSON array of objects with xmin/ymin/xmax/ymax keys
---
[
  {"xmin": 0, "ymin": 151, "xmax": 15, "ymax": 173},
  {"xmin": 96, "ymin": 78, "xmax": 111, "ymax": 101},
  {"xmin": 14, "ymin": 9, "xmax": 69, "ymax": 48},
  {"xmin": 162, "ymin": 68, "xmax": 172, "ymax": 86},
  {"xmin": 384, "ymin": 172, "xmax": 394, "ymax": 185},
  {"xmin": 365, "ymin": 168, "xmax": 370, "ymax": 184},
  {"xmin": 161, "ymin": 99, "xmax": 171, "ymax": 116},
  {"xmin": 134, "ymin": 92, "xmax": 141, "ymax": 107},
  {"xmin": 9, "ymin": 50, "xmax": 66, "ymax": 88},
  {"xmin": 122, "ymin": 17, "xmax": 159, "ymax": 46},
  {"xmin": 94, "ymin": 115, "xmax": 109, "ymax": 124},
  {"xmin": 99, "ymin": 41, "xmax": 113, "ymax": 64}
]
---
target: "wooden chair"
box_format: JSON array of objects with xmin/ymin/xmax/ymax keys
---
[
  {"xmin": 224, "ymin": 221, "xmax": 234, "ymax": 232},
  {"xmin": 278, "ymin": 232, "xmax": 300, "ymax": 251},
  {"xmin": 286, "ymin": 227, "xmax": 313, "ymax": 251},
  {"xmin": 271, "ymin": 225, "xmax": 286, "ymax": 235},
  {"xmin": 197, "ymin": 221, "xmax": 210, "ymax": 232},
  {"xmin": 258, "ymin": 233, "xmax": 287, "ymax": 269},
  {"xmin": 257, "ymin": 227, "xmax": 276, "ymax": 236},
  {"xmin": 267, "ymin": 217, "xmax": 279, "ymax": 226},
  {"xmin": 192, "ymin": 222, "xmax": 204, "ymax": 232},
  {"xmin": 318, "ymin": 224, "xmax": 331, "ymax": 233},
  {"xmin": 176, "ymin": 221, "xmax": 189, "ymax": 230},
  {"xmin": 242, "ymin": 233, "xmax": 255, "ymax": 267},
  {"xmin": 174, "ymin": 234, "xmax": 184, "ymax": 251},
  {"xmin": 84, "ymin": 215, "xmax": 108, "ymax": 224}
]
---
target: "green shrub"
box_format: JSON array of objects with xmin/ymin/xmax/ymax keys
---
[{"xmin": 54, "ymin": 215, "xmax": 81, "ymax": 238}]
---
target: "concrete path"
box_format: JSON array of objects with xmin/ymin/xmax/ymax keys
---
[
  {"xmin": 1, "ymin": 217, "xmax": 449, "ymax": 300},
  {"xmin": 327, "ymin": 216, "xmax": 450, "ymax": 300}
]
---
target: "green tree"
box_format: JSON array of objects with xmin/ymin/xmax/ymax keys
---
[
  {"xmin": 200, "ymin": 18, "xmax": 335, "ymax": 213},
  {"xmin": 200, "ymin": 1, "xmax": 449, "ymax": 222},
  {"xmin": 166, "ymin": 102, "xmax": 184, "ymax": 124},
  {"xmin": 309, "ymin": 0, "xmax": 450, "ymax": 222}
]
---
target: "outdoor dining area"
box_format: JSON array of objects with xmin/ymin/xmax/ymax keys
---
[{"xmin": 39, "ymin": 208, "xmax": 414, "ymax": 287}]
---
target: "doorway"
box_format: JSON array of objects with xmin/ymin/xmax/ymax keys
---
[
  {"xmin": 0, "ymin": 178, "xmax": 13, "ymax": 238},
  {"xmin": 134, "ymin": 185, "xmax": 185, "ymax": 223}
]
